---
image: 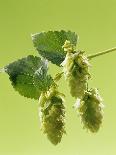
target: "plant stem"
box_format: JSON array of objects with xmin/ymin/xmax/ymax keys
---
[
  {"xmin": 53, "ymin": 72, "xmax": 64, "ymax": 82},
  {"xmin": 88, "ymin": 47, "xmax": 116, "ymax": 59}
]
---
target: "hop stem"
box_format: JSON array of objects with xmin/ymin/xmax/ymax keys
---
[
  {"xmin": 53, "ymin": 72, "xmax": 64, "ymax": 82},
  {"xmin": 88, "ymin": 47, "xmax": 116, "ymax": 59}
]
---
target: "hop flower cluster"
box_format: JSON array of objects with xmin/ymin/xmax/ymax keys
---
[
  {"xmin": 38, "ymin": 86, "xmax": 66, "ymax": 145},
  {"xmin": 77, "ymin": 88, "xmax": 104, "ymax": 132},
  {"xmin": 61, "ymin": 40, "xmax": 90, "ymax": 99}
]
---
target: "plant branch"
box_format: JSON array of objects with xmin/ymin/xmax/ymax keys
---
[
  {"xmin": 88, "ymin": 47, "xmax": 116, "ymax": 59},
  {"xmin": 53, "ymin": 72, "xmax": 64, "ymax": 82}
]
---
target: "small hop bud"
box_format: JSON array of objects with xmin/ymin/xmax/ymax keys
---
[
  {"xmin": 77, "ymin": 88, "xmax": 104, "ymax": 132},
  {"xmin": 61, "ymin": 46, "xmax": 90, "ymax": 99},
  {"xmin": 62, "ymin": 40, "xmax": 75, "ymax": 52},
  {"xmin": 38, "ymin": 92, "xmax": 47, "ymax": 107},
  {"xmin": 39, "ymin": 87, "xmax": 66, "ymax": 145}
]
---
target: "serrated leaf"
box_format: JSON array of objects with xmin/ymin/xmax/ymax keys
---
[
  {"xmin": 5, "ymin": 55, "xmax": 54, "ymax": 100},
  {"xmin": 32, "ymin": 30, "xmax": 78, "ymax": 66},
  {"xmin": 34, "ymin": 64, "xmax": 53, "ymax": 91}
]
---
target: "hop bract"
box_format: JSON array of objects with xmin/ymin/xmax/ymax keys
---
[
  {"xmin": 61, "ymin": 40, "xmax": 90, "ymax": 99},
  {"xmin": 77, "ymin": 88, "xmax": 104, "ymax": 132},
  {"xmin": 39, "ymin": 86, "xmax": 66, "ymax": 145}
]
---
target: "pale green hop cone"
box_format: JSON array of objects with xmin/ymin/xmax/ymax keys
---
[
  {"xmin": 38, "ymin": 87, "xmax": 66, "ymax": 145},
  {"xmin": 61, "ymin": 40, "xmax": 91, "ymax": 99},
  {"xmin": 77, "ymin": 88, "xmax": 104, "ymax": 132}
]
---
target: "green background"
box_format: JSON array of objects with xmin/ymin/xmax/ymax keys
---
[{"xmin": 0, "ymin": 0, "xmax": 116, "ymax": 155}]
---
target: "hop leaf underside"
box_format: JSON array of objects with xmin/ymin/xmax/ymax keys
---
[
  {"xmin": 78, "ymin": 89, "xmax": 103, "ymax": 132},
  {"xmin": 5, "ymin": 55, "xmax": 54, "ymax": 99},
  {"xmin": 32, "ymin": 30, "xmax": 78, "ymax": 66},
  {"xmin": 39, "ymin": 89, "xmax": 66, "ymax": 145}
]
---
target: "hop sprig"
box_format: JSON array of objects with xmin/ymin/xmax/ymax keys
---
[
  {"xmin": 77, "ymin": 88, "xmax": 104, "ymax": 132},
  {"xmin": 1, "ymin": 30, "xmax": 114, "ymax": 145},
  {"xmin": 61, "ymin": 40, "xmax": 91, "ymax": 99},
  {"xmin": 39, "ymin": 86, "xmax": 66, "ymax": 145}
]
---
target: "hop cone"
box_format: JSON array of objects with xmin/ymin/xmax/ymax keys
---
[
  {"xmin": 61, "ymin": 40, "xmax": 90, "ymax": 99},
  {"xmin": 69, "ymin": 54, "xmax": 90, "ymax": 99},
  {"xmin": 77, "ymin": 88, "xmax": 104, "ymax": 132},
  {"xmin": 39, "ymin": 87, "xmax": 66, "ymax": 145}
]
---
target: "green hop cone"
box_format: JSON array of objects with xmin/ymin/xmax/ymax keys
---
[
  {"xmin": 38, "ymin": 86, "xmax": 66, "ymax": 145},
  {"xmin": 77, "ymin": 88, "xmax": 104, "ymax": 132},
  {"xmin": 61, "ymin": 40, "xmax": 91, "ymax": 99}
]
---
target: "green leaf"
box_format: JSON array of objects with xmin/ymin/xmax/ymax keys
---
[
  {"xmin": 32, "ymin": 30, "xmax": 78, "ymax": 66},
  {"xmin": 5, "ymin": 55, "xmax": 54, "ymax": 100},
  {"xmin": 33, "ymin": 64, "xmax": 53, "ymax": 92}
]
